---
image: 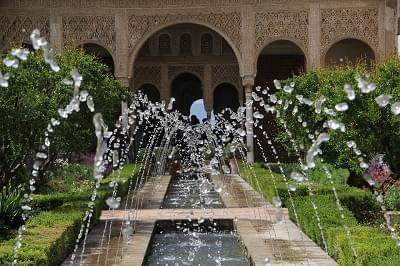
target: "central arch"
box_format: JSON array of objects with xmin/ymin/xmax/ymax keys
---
[
  {"xmin": 129, "ymin": 22, "xmax": 243, "ymax": 80},
  {"xmin": 171, "ymin": 73, "xmax": 202, "ymax": 116}
]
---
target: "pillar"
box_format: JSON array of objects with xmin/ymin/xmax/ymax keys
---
[
  {"xmin": 243, "ymin": 75, "xmax": 255, "ymax": 163},
  {"xmin": 49, "ymin": 11, "xmax": 62, "ymax": 53},
  {"xmin": 203, "ymin": 65, "xmax": 213, "ymax": 119},
  {"xmin": 160, "ymin": 65, "xmax": 169, "ymax": 101},
  {"xmin": 308, "ymin": 2, "xmax": 321, "ymax": 70},
  {"xmin": 115, "ymin": 10, "xmax": 130, "ymax": 87}
]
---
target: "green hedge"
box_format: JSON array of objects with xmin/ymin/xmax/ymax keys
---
[
  {"xmin": 0, "ymin": 163, "xmax": 141, "ymax": 265},
  {"xmin": 326, "ymin": 226, "xmax": 398, "ymax": 265},
  {"xmin": 240, "ymin": 162, "xmax": 399, "ymax": 265},
  {"xmin": 287, "ymin": 195, "xmax": 358, "ymax": 247}
]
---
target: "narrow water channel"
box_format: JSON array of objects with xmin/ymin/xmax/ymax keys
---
[{"xmin": 144, "ymin": 175, "xmax": 249, "ymax": 265}]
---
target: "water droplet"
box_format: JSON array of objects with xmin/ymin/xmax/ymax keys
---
[
  {"xmin": 344, "ymin": 84, "xmax": 356, "ymax": 100},
  {"xmin": 375, "ymin": 95, "xmax": 392, "ymax": 107},
  {"xmin": 391, "ymin": 102, "xmax": 400, "ymax": 115},
  {"xmin": 273, "ymin": 79, "xmax": 281, "ymax": 90},
  {"xmin": 290, "ymin": 171, "xmax": 305, "ymax": 182},
  {"xmin": 86, "ymin": 96, "xmax": 95, "ymax": 112},
  {"xmin": 106, "ymin": 197, "xmax": 121, "ymax": 209},
  {"xmin": 335, "ymin": 102, "xmax": 349, "ymax": 112},
  {"xmin": 0, "ymin": 71, "xmax": 10, "ymax": 87},
  {"xmin": 3, "ymin": 57, "xmax": 19, "ymax": 68}
]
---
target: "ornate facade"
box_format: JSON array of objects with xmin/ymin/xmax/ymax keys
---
[{"xmin": 0, "ymin": 0, "xmax": 398, "ymax": 162}]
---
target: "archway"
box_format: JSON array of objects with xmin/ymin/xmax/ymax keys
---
[
  {"xmin": 213, "ymin": 83, "xmax": 239, "ymax": 114},
  {"xmin": 131, "ymin": 23, "xmax": 241, "ymax": 103},
  {"xmin": 80, "ymin": 43, "xmax": 115, "ymax": 75},
  {"xmin": 171, "ymin": 73, "xmax": 202, "ymax": 116},
  {"xmin": 325, "ymin": 39, "xmax": 375, "ymax": 68},
  {"xmin": 138, "ymin": 83, "xmax": 161, "ymax": 103},
  {"xmin": 254, "ymin": 40, "xmax": 306, "ymax": 162}
]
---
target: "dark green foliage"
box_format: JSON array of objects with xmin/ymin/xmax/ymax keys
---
[
  {"xmin": 0, "ymin": 183, "xmax": 24, "ymax": 238},
  {"xmin": 384, "ymin": 186, "xmax": 400, "ymax": 211},
  {"xmin": 275, "ymin": 58, "xmax": 400, "ymax": 177},
  {"xmin": 40, "ymin": 163, "xmax": 94, "ymax": 193},
  {"xmin": 0, "ymin": 51, "xmax": 129, "ymax": 186}
]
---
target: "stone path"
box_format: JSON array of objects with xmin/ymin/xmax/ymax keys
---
[
  {"xmin": 62, "ymin": 175, "xmax": 171, "ymax": 266},
  {"xmin": 212, "ymin": 174, "xmax": 338, "ymax": 266},
  {"xmin": 101, "ymin": 207, "xmax": 288, "ymax": 221}
]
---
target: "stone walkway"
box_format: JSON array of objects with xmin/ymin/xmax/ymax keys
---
[
  {"xmin": 62, "ymin": 175, "xmax": 171, "ymax": 266},
  {"xmin": 101, "ymin": 207, "xmax": 287, "ymax": 221},
  {"xmin": 212, "ymin": 174, "xmax": 338, "ymax": 266}
]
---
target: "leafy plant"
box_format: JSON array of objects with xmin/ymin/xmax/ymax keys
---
[
  {"xmin": 0, "ymin": 50, "xmax": 130, "ymax": 187},
  {"xmin": 275, "ymin": 57, "xmax": 400, "ymax": 185},
  {"xmin": 384, "ymin": 186, "xmax": 400, "ymax": 211},
  {"xmin": 0, "ymin": 183, "xmax": 24, "ymax": 238}
]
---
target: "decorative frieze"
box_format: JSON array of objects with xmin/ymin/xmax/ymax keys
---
[
  {"xmin": 62, "ymin": 15, "xmax": 116, "ymax": 53},
  {"xmin": 211, "ymin": 64, "xmax": 240, "ymax": 89},
  {"xmin": 321, "ymin": 8, "xmax": 378, "ymax": 53},
  {"xmin": 0, "ymin": 15, "xmax": 49, "ymax": 51},
  {"xmin": 128, "ymin": 12, "xmax": 241, "ymax": 53},
  {"xmin": 255, "ymin": 10, "xmax": 309, "ymax": 52},
  {"xmin": 134, "ymin": 65, "xmax": 162, "ymax": 89}
]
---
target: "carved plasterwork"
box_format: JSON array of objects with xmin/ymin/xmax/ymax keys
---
[
  {"xmin": 168, "ymin": 65, "xmax": 204, "ymax": 81},
  {"xmin": 0, "ymin": 15, "xmax": 49, "ymax": 51},
  {"xmin": 128, "ymin": 12, "xmax": 241, "ymax": 52},
  {"xmin": 255, "ymin": 10, "xmax": 309, "ymax": 52},
  {"xmin": 211, "ymin": 64, "xmax": 239, "ymax": 89},
  {"xmin": 321, "ymin": 8, "xmax": 378, "ymax": 53},
  {"xmin": 134, "ymin": 65, "xmax": 161, "ymax": 89},
  {"xmin": 62, "ymin": 15, "xmax": 116, "ymax": 53}
]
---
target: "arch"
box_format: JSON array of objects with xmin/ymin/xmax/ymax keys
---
[
  {"xmin": 179, "ymin": 33, "xmax": 192, "ymax": 55},
  {"xmin": 79, "ymin": 42, "xmax": 115, "ymax": 75},
  {"xmin": 254, "ymin": 39, "xmax": 308, "ymax": 74},
  {"xmin": 171, "ymin": 73, "xmax": 202, "ymax": 116},
  {"xmin": 324, "ymin": 38, "xmax": 375, "ymax": 68},
  {"xmin": 128, "ymin": 22, "xmax": 243, "ymax": 77},
  {"xmin": 158, "ymin": 33, "xmax": 171, "ymax": 55},
  {"xmin": 138, "ymin": 83, "xmax": 161, "ymax": 103},
  {"xmin": 213, "ymin": 83, "xmax": 239, "ymax": 114},
  {"xmin": 201, "ymin": 33, "xmax": 213, "ymax": 54},
  {"xmin": 255, "ymin": 40, "xmax": 306, "ymax": 90}
]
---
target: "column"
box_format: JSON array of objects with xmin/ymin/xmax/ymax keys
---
[
  {"xmin": 203, "ymin": 65, "xmax": 213, "ymax": 119},
  {"xmin": 115, "ymin": 10, "xmax": 130, "ymax": 87},
  {"xmin": 49, "ymin": 11, "xmax": 62, "ymax": 53},
  {"xmin": 308, "ymin": 2, "xmax": 321, "ymax": 70},
  {"xmin": 243, "ymin": 75, "xmax": 255, "ymax": 163},
  {"xmin": 160, "ymin": 65, "xmax": 169, "ymax": 101}
]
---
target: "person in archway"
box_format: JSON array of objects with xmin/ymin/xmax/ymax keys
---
[{"xmin": 190, "ymin": 114, "xmax": 200, "ymax": 126}]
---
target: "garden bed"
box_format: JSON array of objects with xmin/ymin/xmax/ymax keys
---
[{"xmin": 0, "ymin": 163, "xmax": 141, "ymax": 265}]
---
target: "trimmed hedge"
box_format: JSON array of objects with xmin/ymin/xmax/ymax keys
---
[
  {"xmin": 326, "ymin": 226, "xmax": 398, "ymax": 265},
  {"xmin": 0, "ymin": 163, "xmax": 141, "ymax": 265},
  {"xmin": 287, "ymin": 195, "xmax": 358, "ymax": 247},
  {"xmin": 240, "ymin": 162, "xmax": 399, "ymax": 265}
]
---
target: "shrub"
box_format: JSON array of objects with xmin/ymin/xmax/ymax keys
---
[
  {"xmin": 0, "ymin": 183, "xmax": 24, "ymax": 238},
  {"xmin": 287, "ymin": 195, "xmax": 358, "ymax": 247},
  {"xmin": 384, "ymin": 186, "xmax": 400, "ymax": 211},
  {"xmin": 0, "ymin": 50, "xmax": 129, "ymax": 186},
  {"xmin": 275, "ymin": 58, "xmax": 400, "ymax": 178},
  {"xmin": 40, "ymin": 163, "xmax": 93, "ymax": 193},
  {"xmin": 326, "ymin": 226, "xmax": 398, "ymax": 265}
]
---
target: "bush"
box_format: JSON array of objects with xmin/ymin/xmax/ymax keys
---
[
  {"xmin": 287, "ymin": 195, "xmax": 358, "ymax": 247},
  {"xmin": 0, "ymin": 183, "xmax": 24, "ymax": 238},
  {"xmin": 40, "ymin": 163, "xmax": 93, "ymax": 193},
  {"xmin": 326, "ymin": 226, "xmax": 399, "ymax": 265},
  {"xmin": 0, "ymin": 50, "xmax": 129, "ymax": 186},
  {"xmin": 384, "ymin": 186, "xmax": 400, "ymax": 211},
  {"xmin": 275, "ymin": 58, "xmax": 400, "ymax": 178}
]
